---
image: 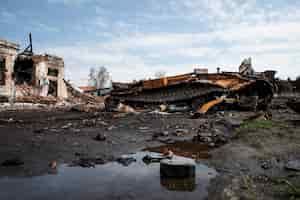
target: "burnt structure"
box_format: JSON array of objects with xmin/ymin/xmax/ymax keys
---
[
  {"xmin": 107, "ymin": 60, "xmax": 275, "ymax": 113},
  {"xmin": 0, "ymin": 38, "xmax": 67, "ymax": 100}
]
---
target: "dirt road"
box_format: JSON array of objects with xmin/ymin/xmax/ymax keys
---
[{"xmin": 0, "ymin": 97, "xmax": 299, "ymax": 199}]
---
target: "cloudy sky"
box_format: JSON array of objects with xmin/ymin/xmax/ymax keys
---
[{"xmin": 1, "ymin": 0, "xmax": 300, "ymax": 85}]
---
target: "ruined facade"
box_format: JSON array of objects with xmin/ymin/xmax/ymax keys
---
[
  {"xmin": 0, "ymin": 39, "xmax": 19, "ymax": 97},
  {"xmin": 0, "ymin": 39, "xmax": 67, "ymax": 99}
]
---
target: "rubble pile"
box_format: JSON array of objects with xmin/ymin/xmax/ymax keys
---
[
  {"xmin": 194, "ymin": 118, "xmax": 242, "ymax": 147},
  {"xmin": 63, "ymin": 80, "xmax": 105, "ymax": 112},
  {"xmin": 16, "ymin": 96, "xmax": 57, "ymax": 104}
]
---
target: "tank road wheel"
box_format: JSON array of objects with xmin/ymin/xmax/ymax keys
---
[{"xmin": 105, "ymin": 97, "xmax": 120, "ymax": 112}]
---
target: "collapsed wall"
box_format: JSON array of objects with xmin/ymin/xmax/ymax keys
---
[
  {"xmin": 0, "ymin": 38, "xmax": 67, "ymax": 102},
  {"xmin": 0, "ymin": 39, "xmax": 20, "ymax": 98}
]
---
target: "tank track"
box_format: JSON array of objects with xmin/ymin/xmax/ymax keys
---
[{"xmin": 110, "ymin": 82, "xmax": 225, "ymax": 104}]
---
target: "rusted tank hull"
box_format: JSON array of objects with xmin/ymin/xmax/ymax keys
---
[
  {"xmin": 287, "ymin": 100, "xmax": 300, "ymax": 114},
  {"xmin": 107, "ymin": 72, "xmax": 274, "ymax": 113}
]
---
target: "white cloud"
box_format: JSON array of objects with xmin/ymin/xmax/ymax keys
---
[
  {"xmin": 34, "ymin": 23, "xmax": 60, "ymax": 33},
  {"xmin": 47, "ymin": 0, "xmax": 95, "ymax": 6},
  {"xmin": 42, "ymin": 0, "xmax": 300, "ymax": 85},
  {"xmin": 0, "ymin": 9, "xmax": 16, "ymax": 24}
]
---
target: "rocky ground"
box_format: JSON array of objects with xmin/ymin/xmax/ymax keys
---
[{"xmin": 0, "ymin": 96, "xmax": 299, "ymax": 199}]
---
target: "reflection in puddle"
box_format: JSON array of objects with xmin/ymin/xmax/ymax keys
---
[
  {"xmin": 0, "ymin": 152, "xmax": 217, "ymax": 200},
  {"xmin": 144, "ymin": 141, "xmax": 211, "ymax": 159},
  {"xmin": 161, "ymin": 177, "xmax": 196, "ymax": 191}
]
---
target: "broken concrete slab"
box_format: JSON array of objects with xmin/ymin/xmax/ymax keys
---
[
  {"xmin": 1, "ymin": 158, "xmax": 24, "ymax": 167},
  {"xmin": 94, "ymin": 133, "xmax": 106, "ymax": 141},
  {"xmin": 285, "ymin": 160, "xmax": 300, "ymax": 171},
  {"xmin": 116, "ymin": 155, "xmax": 136, "ymax": 166}
]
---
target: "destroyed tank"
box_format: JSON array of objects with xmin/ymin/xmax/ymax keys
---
[{"xmin": 106, "ymin": 60, "xmax": 275, "ymax": 113}]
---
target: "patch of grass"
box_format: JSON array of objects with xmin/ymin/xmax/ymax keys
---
[
  {"xmin": 273, "ymin": 179, "xmax": 300, "ymax": 200},
  {"xmin": 235, "ymin": 120, "xmax": 288, "ymax": 135},
  {"xmin": 241, "ymin": 176, "xmax": 257, "ymax": 200}
]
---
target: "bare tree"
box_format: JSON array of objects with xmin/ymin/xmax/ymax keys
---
[
  {"xmin": 88, "ymin": 66, "xmax": 110, "ymax": 89},
  {"xmin": 88, "ymin": 67, "xmax": 96, "ymax": 86},
  {"xmin": 154, "ymin": 70, "xmax": 166, "ymax": 78}
]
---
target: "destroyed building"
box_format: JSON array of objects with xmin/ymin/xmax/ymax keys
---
[{"xmin": 0, "ymin": 38, "xmax": 67, "ymax": 101}]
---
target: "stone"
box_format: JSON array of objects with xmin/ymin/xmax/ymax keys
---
[
  {"xmin": 116, "ymin": 156, "xmax": 136, "ymax": 166},
  {"xmin": 285, "ymin": 160, "xmax": 300, "ymax": 171},
  {"xmin": 49, "ymin": 160, "xmax": 57, "ymax": 169},
  {"xmin": 1, "ymin": 158, "xmax": 24, "ymax": 167},
  {"xmin": 107, "ymin": 125, "xmax": 117, "ymax": 131},
  {"xmin": 173, "ymin": 129, "xmax": 189, "ymax": 136},
  {"xmin": 94, "ymin": 133, "xmax": 106, "ymax": 141},
  {"xmin": 71, "ymin": 157, "xmax": 105, "ymax": 168},
  {"xmin": 260, "ymin": 160, "xmax": 273, "ymax": 170},
  {"xmin": 160, "ymin": 156, "xmax": 196, "ymax": 178},
  {"xmin": 142, "ymin": 153, "xmax": 165, "ymax": 164},
  {"xmin": 162, "ymin": 131, "xmax": 169, "ymax": 136},
  {"xmin": 61, "ymin": 123, "xmax": 72, "ymax": 129},
  {"xmin": 117, "ymin": 103, "xmax": 136, "ymax": 113},
  {"xmin": 159, "ymin": 104, "xmax": 167, "ymax": 112}
]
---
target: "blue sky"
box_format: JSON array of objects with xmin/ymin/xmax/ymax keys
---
[{"xmin": 1, "ymin": 0, "xmax": 300, "ymax": 85}]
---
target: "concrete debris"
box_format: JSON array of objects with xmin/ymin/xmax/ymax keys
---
[
  {"xmin": 70, "ymin": 157, "xmax": 105, "ymax": 168},
  {"xmin": 142, "ymin": 153, "xmax": 165, "ymax": 164},
  {"xmin": 94, "ymin": 133, "xmax": 106, "ymax": 141},
  {"xmin": 116, "ymin": 103, "xmax": 136, "ymax": 113},
  {"xmin": 245, "ymin": 112, "xmax": 272, "ymax": 121},
  {"xmin": 173, "ymin": 129, "xmax": 190, "ymax": 136},
  {"xmin": 159, "ymin": 104, "xmax": 167, "ymax": 112},
  {"xmin": 193, "ymin": 118, "xmax": 240, "ymax": 147},
  {"xmin": 107, "ymin": 125, "xmax": 117, "ymax": 131},
  {"xmin": 287, "ymin": 99, "xmax": 300, "ymax": 114},
  {"xmin": 1, "ymin": 158, "xmax": 24, "ymax": 167},
  {"xmin": 49, "ymin": 160, "xmax": 57, "ymax": 169},
  {"xmin": 168, "ymin": 105, "xmax": 190, "ymax": 113},
  {"xmin": 61, "ymin": 123, "xmax": 72, "ymax": 129},
  {"xmin": 116, "ymin": 155, "xmax": 136, "ymax": 166},
  {"xmin": 285, "ymin": 160, "xmax": 300, "ymax": 171}
]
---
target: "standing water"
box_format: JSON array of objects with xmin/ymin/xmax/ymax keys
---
[{"xmin": 0, "ymin": 152, "xmax": 217, "ymax": 200}]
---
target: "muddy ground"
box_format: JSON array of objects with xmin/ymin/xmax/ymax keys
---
[{"xmin": 0, "ymin": 96, "xmax": 300, "ymax": 200}]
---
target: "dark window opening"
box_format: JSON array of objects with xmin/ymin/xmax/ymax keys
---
[
  {"xmin": 48, "ymin": 68, "xmax": 59, "ymax": 77},
  {"xmin": 0, "ymin": 57, "xmax": 6, "ymax": 85},
  {"xmin": 48, "ymin": 80, "xmax": 57, "ymax": 97},
  {"xmin": 14, "ymin": 56, "xmax": 34, "ymax": 85}
]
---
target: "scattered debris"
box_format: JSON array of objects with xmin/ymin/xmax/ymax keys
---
[
  {"xmin": 94, "ymin": 133, "xmax": 106, "ymax": 141},
  {"xmin": 49, "ymin": 160, "xmax": 57, "ymax": 169},
  {"xmin": 1, "ymin": 158, "xmax": 24, "ymax": 167},
  {"xmin": 287, "ymin": 99, "xmax": 300, "ymax": 114},
  {"xmin": 116, "ymin": 155, "xmax": 136, "ymax": 166},
  {"xmin": 245, "ymin": 111, "xmax": 272, "ymax": 121},
  {"xmin": 116, "ymin": 103, "xmax": 136, "ymax": 113},
  {"xmin": 142, "ymin": 153, "xmax": 165, "ymax": 164},
  {"xmin": 285, "ymin": 160, "xmax": 300, "ymax": 171},
  {"xmin": 173, "ymin": 129, "xmax": 189, "ymax": 136},
  {"xmin": 107, "ymin": 125, "xmax": 117, "ymax": 131},
  {"xmin": 159, "ymin": 104, "xmax": 167, "ymax": 112},
  {"xmin": 62, "ymin": 123, "xmax": 73, "ymax": 129},
  {"xmin": 70, "ymin": 157, "xmax": 105, "ymax": 168}
]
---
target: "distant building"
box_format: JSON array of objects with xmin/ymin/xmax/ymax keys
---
[
  {"xmin": 79, "ymin": 86, "xmax": 111, "ymax": 96},
  {"xmin": 194, "ymin": 68, "xmax": 208, "ymax": 74}
]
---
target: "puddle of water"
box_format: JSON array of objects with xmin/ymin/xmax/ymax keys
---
[
  {"xmin": 144, "ymin": 141, "xmax": 211, "ymax": 159},
  {"xmin": 0, "ymin": 152, "xmax": 217, "ymax": 200}
]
